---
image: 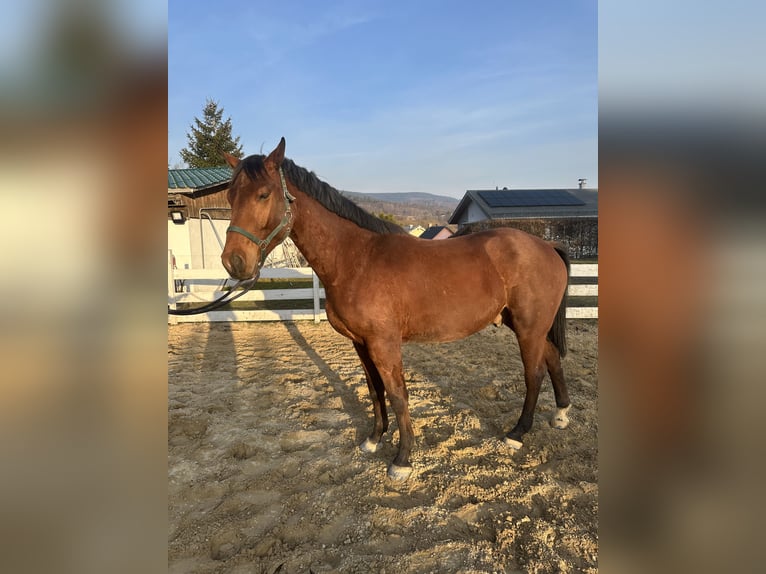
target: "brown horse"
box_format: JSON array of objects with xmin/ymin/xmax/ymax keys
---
[{"xmin": 221, "ymin": 138, "xmax": 572, "ymax": 480}]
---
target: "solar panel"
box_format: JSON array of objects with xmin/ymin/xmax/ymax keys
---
[{"xmin": 477, "ymin": 190, "xmax": 585, "ymax": 208}]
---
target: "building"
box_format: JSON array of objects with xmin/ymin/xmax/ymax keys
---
[
  {"xmin": 448, "ymin": 186, "xmax": 598, "ymax": 259},
  {"xmin": 168, "ymin": 167, "xmax": 232, "ymax": 271},
  {"xmin": 419, "ymin": 225, "xmax": 454, "ymax": 240},
  {"xmin": 168, "ymin": 167, "xmax": 232, "ymax": 220}
]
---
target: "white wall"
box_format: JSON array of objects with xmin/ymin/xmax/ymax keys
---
[
  {"xmin": 452, "ymin": 201, "xmax": 489, "ymax": 225},
  {"xmin": 187, "ymin": 218, "xmax": 229, "ymax": 269},
  {"xmin": 167, "ymin": 220, "xmax": 192, "ymax": 270},
  {"xmin": 466, "ymin": 201, "xmax": 488, "ymax": 224}
]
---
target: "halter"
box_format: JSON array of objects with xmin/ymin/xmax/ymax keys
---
[{"xmin": 226, "ymin": 166, "xmax": 296, "ymax": 269}]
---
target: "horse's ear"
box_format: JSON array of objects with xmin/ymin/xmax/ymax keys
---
[
  {"xmin": 223, "ymin": 153, "xmax": 240, "ymax": 168},
  {"xmin": 266, "ymin": 137, "xmax": 286, "ymax": 167}
]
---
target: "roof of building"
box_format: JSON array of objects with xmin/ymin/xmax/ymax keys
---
[
  {"xmin": 419, "ymin": 225, "xmax": 453, "ymax": 239},
  {"xmin": 448, "ymin": 187, "xmax": 598, "ymax": 224},
  {"xmin": 168, "ymin": 167, "xmax": 232, "ymax": 193}
]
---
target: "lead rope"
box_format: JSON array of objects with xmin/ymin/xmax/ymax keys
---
[{"xmin": 168, "ymin": 278, "xmax": 257, "ymax": 316}]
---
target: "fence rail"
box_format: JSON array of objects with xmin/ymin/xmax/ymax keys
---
[{"xmin": 168, "ymin": 250, "xmax": 597, "ymax": 323}]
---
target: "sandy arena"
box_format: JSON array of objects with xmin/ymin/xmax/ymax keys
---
[{"xmin": 168, "ymin": 320, "xmax": 597, "ymax": 573}]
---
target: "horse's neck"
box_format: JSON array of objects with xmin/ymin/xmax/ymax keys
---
[{"xmin": 289, "ymin": 190, "xmax": 374, "ymax": 284}]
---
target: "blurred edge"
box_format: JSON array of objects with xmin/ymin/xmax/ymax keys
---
[
  {"xmin": 599, "ymin": 1, "xmax": 766, "ymax": 572},
  {"xmin": 0, "ymin": 1, "xmax": 167, "ymax": 573},
  {"xmin": 599, "ymin": 111, "xmax": 766, "ymax": 573}
]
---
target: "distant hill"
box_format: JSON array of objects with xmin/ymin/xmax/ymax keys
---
[
  {"xmin": 342, "ymin": 191, "xmax": 460, "ymax": 205},
  {"xmin": 340, "ymin": 190, "xmax": 460, "ymax": 228}
]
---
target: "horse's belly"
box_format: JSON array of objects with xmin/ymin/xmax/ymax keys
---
[
  {"xmin": 324, "ymin": 271, "xmax": 505, "ymax": 344},
  {"xmin": 402, "ymin": 299, "xmax": 503, "ymax": 343}
]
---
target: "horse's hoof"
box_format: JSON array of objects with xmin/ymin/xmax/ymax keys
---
[
  {"xmin": 359, "ymin": 438, "xmax": 380, "ymax": 453},
  {"xmin": 504, "ymin": 437, "xmax": 523, "ymax": 452},
  {"xmin": 550, "ymin": 405, "xmax": 571, "ymax": 429},
  {"xmin": 387, "ymin": 464, "xmax": 413, "ymax": 481}
]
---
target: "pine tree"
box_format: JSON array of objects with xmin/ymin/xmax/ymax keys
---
[{"xmin": 179, "ymin": 99, "xmax": 244, "ymax": 167}]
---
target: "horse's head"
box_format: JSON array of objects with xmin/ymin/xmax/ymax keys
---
[{"xmin": 221, "ymin": 137, "xmax": 294, "ymax": 280}]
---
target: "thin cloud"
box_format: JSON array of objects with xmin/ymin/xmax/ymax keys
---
[{"xmin": 169, "ymin": 1, "xmax": 597, "ymax": 191}]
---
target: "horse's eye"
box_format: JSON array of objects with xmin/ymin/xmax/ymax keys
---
[{"xmin": 259, "ymin": 192, "xmax": 270, "ymax": 200}]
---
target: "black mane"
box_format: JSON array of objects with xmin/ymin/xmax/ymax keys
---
[{"xmin": 232, "ymin": 155, "xmax": 405, "ymax": 235}]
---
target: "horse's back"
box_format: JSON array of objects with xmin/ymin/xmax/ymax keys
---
[
  {"xmin": 366, "ymin": 226, "xmax": 567, "ymax": 300},
  {"xmin": 447, "ymin": 227, "xmax": 567, "ymax": 282},
  {"xmin": 365, "ymin": 228, "xmax": 563, "ymax": 341}
]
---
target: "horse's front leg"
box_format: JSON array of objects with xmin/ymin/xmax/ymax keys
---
[
  {"xmin": 365, "ymin": 338, "xmax": 414, "ymax": 480},
  {"xmin": 353, "ymin": 342, "xmax": 388, "ymax": 452}
]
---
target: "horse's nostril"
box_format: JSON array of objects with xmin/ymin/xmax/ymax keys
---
[
  {"xmin": 223, "ymin": 252, "xmax": 246, "ymax": 278},
  {"xmin": 234, "ymin": 253, "xmax": 247, "ymax": 275}
]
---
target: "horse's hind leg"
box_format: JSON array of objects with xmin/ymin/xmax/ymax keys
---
[
  {"xmin": 504, "ymin": 333, "xmax": 547, "ymax": 451},
  {"xmin": 354, "ymin": 342, "xmax": 388, "ymax": 453},
  {"xmin": 545, "ymin": 340, "xmax": 572, "ymax": 429}
]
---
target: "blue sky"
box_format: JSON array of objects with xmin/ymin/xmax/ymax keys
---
[{"xmin": 169, "ymin": 0, "xmax": 597, "ymax": 197}]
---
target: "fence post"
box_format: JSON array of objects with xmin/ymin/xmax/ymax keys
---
[
  {"xmin": 312, "ymin": 270, "xmax": 321, "ymax": 323},
  {"xmin": 168, "ymin": 249, "xmax": 178, "ymax": 324}
]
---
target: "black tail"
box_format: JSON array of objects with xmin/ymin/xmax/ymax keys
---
[{"xmin": 548, "ymin": 245, "xmax": 570, "ymax": 358}]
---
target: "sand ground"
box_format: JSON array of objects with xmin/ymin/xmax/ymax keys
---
[{"xmin": 168, "ymin": 320, "xmax": 597, "ymax": 573}]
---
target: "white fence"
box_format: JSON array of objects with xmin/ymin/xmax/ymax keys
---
[
  {"xmin": 567, "ymin": 264, "xmax": 599, "ymax": 319},
  {"xmin": 168, "ymin": 250, "xmax": 597, "ymax": 324}
]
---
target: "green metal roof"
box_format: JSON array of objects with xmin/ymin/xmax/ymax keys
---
[{"xmin": 168, "ymin": 167, "xmax": 232, "ymax": 190}]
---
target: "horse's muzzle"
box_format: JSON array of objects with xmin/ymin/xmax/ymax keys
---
[{"xmin": 222, "ymin": 251, "xmax": 257, "ymax": 281}]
